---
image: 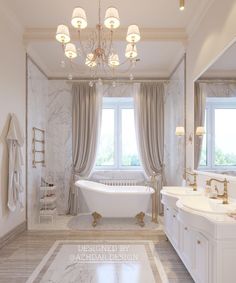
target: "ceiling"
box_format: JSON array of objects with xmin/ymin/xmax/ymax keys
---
[
  {"xmin": 202, "ymin": 42, "xmax": 236, "ymax": 78},
  {"xmin": 4, "ymin": 0, "xmax": 212, "ymax": 79}
]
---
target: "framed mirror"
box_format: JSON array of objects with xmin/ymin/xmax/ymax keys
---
[{"xmin": 194, "ymin": 42, "xmax": 236, "ymax": 176}]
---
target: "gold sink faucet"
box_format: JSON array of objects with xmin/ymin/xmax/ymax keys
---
[
  {"xmin": 206, "ymin": 178, "xmax": 229, "ymax": 204},
  {"xmin": 185, "ymin": 171, "xmax": 197, "ymax": 191}
]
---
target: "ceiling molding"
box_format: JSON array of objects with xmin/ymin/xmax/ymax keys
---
[
  {"xmin": 201, "ymin": 69, "xmax": 236, "ymax": 79},
  {"xmin": 23, "ymin": 28, "xmax": 188, "ymax": 45}
]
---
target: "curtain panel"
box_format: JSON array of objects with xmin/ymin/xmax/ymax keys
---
[
  {"xmin": 134, "ymin": 82, "xmax": 165, "ymax": 215},
  {"xmin": 68, "ymin": 83, "xmax": 102, "ymax": 215}
]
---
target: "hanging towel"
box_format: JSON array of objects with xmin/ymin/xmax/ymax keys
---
[{"xmin": 6, "ymin": 114, "xmax": 24, "ymax": 212}]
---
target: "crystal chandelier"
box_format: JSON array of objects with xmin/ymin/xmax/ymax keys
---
[{"xmin": 55, "ymin": 0, "xmax": 141, "ymax": 86}]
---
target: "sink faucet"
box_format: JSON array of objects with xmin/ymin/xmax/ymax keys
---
[
  {"xmin": 185, "ymin": 171, "xmax": 197, "ymax": 191},
  {"xmin": 206, "ymin": 178, "xmax": 229, "ymax": 204}
]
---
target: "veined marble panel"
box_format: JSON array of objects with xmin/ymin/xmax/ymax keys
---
[
  {"xmin": 164, "ymin": 59, "xmax": 185, "ymax": 186},
  {"xmin": 27, "ymin": 58, "xmax": 48, "ymax": 228},
  {"xmin": 26, "ymin": 241, "xmax": 164, "ymax": 283},
  {"xmin": 46, "ymin": 81, "xmax": 72, "ymax": 214}
]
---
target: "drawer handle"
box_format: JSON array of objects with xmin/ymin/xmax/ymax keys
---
[
  {"xmin": 184, "ymin": 227, "xmax": 188, "ymax": 231},
  {"xmin": 197, "ymin": 240, "xmax": 201, "ymax": 245},
  {"xmin": 173, "ymin": 215, "xmax": 176, "ymax": 218}
]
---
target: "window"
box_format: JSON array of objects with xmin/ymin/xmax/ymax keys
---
[
  {"xmin": 199, "ymin": 97, "xmax": 236, "ymax": 170},
  {"xmin": 96, "ymin": 97, "xmax": 141, "ymax": 170}
]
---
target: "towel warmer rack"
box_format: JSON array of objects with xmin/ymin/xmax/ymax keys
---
[{"xmin": 32, "ymin": 127, "xmax": 46, "ymax": 168}]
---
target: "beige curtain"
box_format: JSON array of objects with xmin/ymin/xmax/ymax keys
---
[
  {"xmin": 194, "ymin": 83, "xmax": 206, "ymax": 169},
  {"xmin": 194, "ymin": 82, "xmax": 236, "ymax": 169},
  {"xmin": 68, "ymin": 83, "xmax": 102, "ymax": 215},
  {"xmin": 134, "ymin": 82, "xmax": 165, "ymax": 214}
]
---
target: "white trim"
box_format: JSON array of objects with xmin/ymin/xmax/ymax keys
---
[
  {"xmin": 96, "ymin": 97, "xmax": 142, "ymax": 171},
  {"xmin": 199, "ymin": 97, "xmax": 236, "ymax": 171}
]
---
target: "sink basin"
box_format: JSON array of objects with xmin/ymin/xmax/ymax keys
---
[
  {"xmin": 162, "ymin": 186, "xmax": 202, "ymax": 196},
  {"xmin": 181, "ymin": 196, "xmax": 236, "ymax": 214}
]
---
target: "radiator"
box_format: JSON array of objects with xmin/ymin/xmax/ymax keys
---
[{"xmin": 99, "ymin": 179, "xmax": 138, "ymax": 186}]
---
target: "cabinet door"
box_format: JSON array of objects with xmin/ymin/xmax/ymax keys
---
[
  {"xmin": 171, "ymin": 209, "xmax": 179, "ymax": 249},
  {"xmin": 164, "ymin": 206, "xmax": 173, "ymax": 237},
  {"xmin": 180, "ymin": 223, "xmax": 193, "ymax": 269},
  {"xmin": 193, "ymin": 232, "xmax": 209, "ymax": 283}
]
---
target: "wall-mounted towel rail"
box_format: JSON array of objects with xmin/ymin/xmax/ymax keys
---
[{"xmin": 32, "ymin": 127, "xmax": 46, "ymax": 168}]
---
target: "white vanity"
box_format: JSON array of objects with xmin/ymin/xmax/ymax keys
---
[{"xmin": 161, "ymin": 186, "xmax": 236, "ymax": 283}]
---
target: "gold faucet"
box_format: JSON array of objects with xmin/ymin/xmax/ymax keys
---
[
  {"xmin": 206, "ymin": 178, "xmax": 229, "ymax": 204},
  {"xmin": 185, "ymin": 171, "xmax": 197, "ymax": 191}
]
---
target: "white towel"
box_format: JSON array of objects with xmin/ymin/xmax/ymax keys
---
[{"xmin": 6, "ymin": 114, "xmax": 24, "ymax": 212}]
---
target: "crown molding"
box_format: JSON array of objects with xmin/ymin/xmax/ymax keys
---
[
  {"xmin": 201, "ymin": 69, "xmax": 236, "ymax": 79},
  {"xmin": 23, "ymin": 28, "xmax": 188, "ymax": 45}
]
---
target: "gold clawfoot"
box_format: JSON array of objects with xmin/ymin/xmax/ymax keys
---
[
  {"xmin": 92, "ymin": 212, "xmax": 102, "ymax": 227},
  {"xmin": 135, "ymin": 212, "xmax": 145, "ymax": 227}
]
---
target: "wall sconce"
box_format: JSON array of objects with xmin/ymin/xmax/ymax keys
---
[
  {"xmin": 175, "ymin": 126, "xmax": 185, "ymax": 136},
  {"xmin": 196, "ymin": 126, "xmax": 206, "ymax": 137},
  {"xmin": 175, "ymin": 126, "xmax": 205, "ymax": 144},
  {"xmin": 179, "ymin": 0, "xmax": 185, "ymax": 11}
]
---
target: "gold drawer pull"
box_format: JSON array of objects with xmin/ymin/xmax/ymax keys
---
[
  {"xmin": 197, "ymin": 240, "xmax": 201, "ymax": 245},
  {"xmin": 184, "ymin": 227, "xmax": 188, "ymax": 231}
]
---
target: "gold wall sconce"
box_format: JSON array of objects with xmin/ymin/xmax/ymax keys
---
[{"xmin": 175, "ymin": 126, "xmax": 205, "ymax": 144}]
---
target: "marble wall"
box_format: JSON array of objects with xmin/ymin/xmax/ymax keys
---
[
  {"xmin": 46, "ymin": 80, "xmax": 72, "ymax": 214},
  {"xmin": 164, "ymin": 59, "xmax": 185, "ymax": 185},
  {"xmin": 27, "ymin": 59, "xmax": 72, "ymax": 226},
  {"xmin": 27, "ymin": 58, "xmax": 48, "ymax": 228}
]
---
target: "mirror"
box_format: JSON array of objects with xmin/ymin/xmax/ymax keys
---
[{"xmin": 194, "ymin": 42, "xmax": 236, "ymax": 175}]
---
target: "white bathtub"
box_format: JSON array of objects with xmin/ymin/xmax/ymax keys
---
[{"xmin": 76, "ymin": 180, "xmax": 154, "ymax": 218}]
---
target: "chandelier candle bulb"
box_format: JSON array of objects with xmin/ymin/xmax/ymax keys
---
[
  {"xmin": 71, "ymin": 7, "xmax": 87, "ymax": 29},
  {"xmin": 104, "ymin": 7, "xmax": 120, "ymax": 29},
  {"xmin": 65, "ymin": 43, "xmax": 77, "ymax": 59},
  {"xmin": 56, "ymin": 25, "xmax": 70, "ymax": 43},
  {"xmin": 85, "ymin": 53, "xmax": 97, "ymax": 67},
  {"xmin": 126, "ymin": 25, "xmax": 141, "ymax": 43},
  {"xmin": 125, "ymin": 44, "xmax": 138, "ymax": 58},
  {"xmin": 109, "ymin": 53, "xmax": 120, "ymax": 67}
]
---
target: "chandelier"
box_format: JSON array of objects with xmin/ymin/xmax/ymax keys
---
[{"xmin": 55, "ymin": 0, "xmax": 141, "ymax": 86}]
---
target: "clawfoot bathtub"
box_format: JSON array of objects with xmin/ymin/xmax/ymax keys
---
[{"xmin": 75, "ymin": 180, "xmax": 154, "ymax": 227}]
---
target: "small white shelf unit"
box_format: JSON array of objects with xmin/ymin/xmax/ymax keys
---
[{"xmin": 39, "ymin": 185, "xmax": 57, "ymax": 223}]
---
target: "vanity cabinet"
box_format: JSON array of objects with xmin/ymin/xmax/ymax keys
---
[
  {"xmin": 193, "ymin": 232, "xmax": 209, "ymax": 283},
  {"xmin": 179, "ymin": 223, "xmax": 193, "ymax": 270},
  {"xmin": 162, "ymin": 194, "xmax": 210, "ymax": 283},
  {"xmin": 161, "ymin": 191, "xmax": 236, "ymax": 283}
]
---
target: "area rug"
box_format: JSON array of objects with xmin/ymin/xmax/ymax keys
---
[
  {"xmin": 26, "ymin": 240, "xmax": 168, "ymax": 283},
  {"xmin": 67, "ymin": 213, "xmax": 161, "ymax": 231}
]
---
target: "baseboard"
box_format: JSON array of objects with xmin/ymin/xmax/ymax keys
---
[{"xmin": 0, "ymin": 221, "xmax": 27, "ymax": 249}]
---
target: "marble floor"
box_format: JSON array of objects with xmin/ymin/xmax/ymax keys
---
[
  {"xmin": 31, "ymin": 214, "xmax": 162, "ymax": 231},
  {"xmin": 0, "ymin": 230, "xmax": 194, "ymax": 283}
]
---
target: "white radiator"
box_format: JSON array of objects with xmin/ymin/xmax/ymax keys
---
[{"xmin": 99, "ymin": 179, "xmax": 138, "ymax": 186}]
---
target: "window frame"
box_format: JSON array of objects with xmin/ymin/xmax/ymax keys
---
[
  {"xmin": 95, "ymin": 97, "xmax": 142, "ymax": 171},
  {"xmin": 198, "ymin": 97, "xmax": 236, "ymax": 171}
]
